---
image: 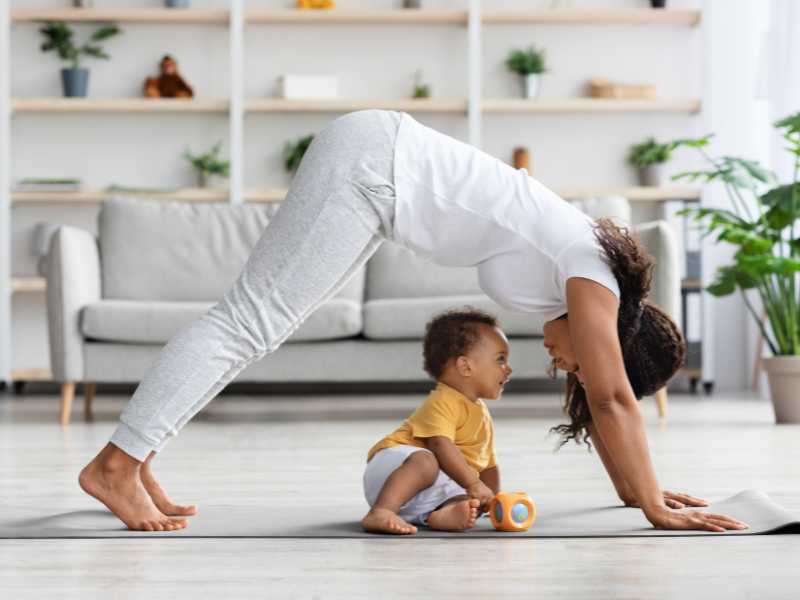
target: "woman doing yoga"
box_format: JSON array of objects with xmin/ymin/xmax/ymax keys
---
[{"xmin": 78, "ymin": 110, "xmax": 746, "ymax": 533}]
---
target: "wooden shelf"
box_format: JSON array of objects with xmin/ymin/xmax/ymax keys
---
[
  {"xmin": 12, "ymin": 188, "xmax": 232, "ymax": 204},
  {"xmin": 11, "ymin": 8, "xmax": 229, "ymax": 24},
  {"xmin": 483, "ymin": 9, "xmax": 700, "ymax": 26},
  {"xmin": 483, "ymin": 98, "xmax": 701, "ymax": 114},
  {"xmin": 246, "ymin": 9, "xmax": 468, "ymax": 25},
  {"xmin": 10, "ymin": 368, "xmax": 52, "ymax": 382},
  {"xmin": 245, "ymin": 98, "xmax": 467, "ymax": 114},
  {"xmin": 11, "ymin": 277, "xmax": 46, "ymax": 293},
  {"xmin": 559, "ymin": 186, "xmax": 700, "ymax": 202},
  {"xmin": 12, "ymin": 98, "xmax": 229, "ymax": 113},
  {"xmin": 12, "ymin": 185, "xmax": 698, "ymax": 206},
  {"xmin": 682, "ymin": 278, "xmax": 703, "ymax": 291}
]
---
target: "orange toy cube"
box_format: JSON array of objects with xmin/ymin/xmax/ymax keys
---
[{"xmin": 488, "ymin": 491, "xmax": 536, "ymax": 532}]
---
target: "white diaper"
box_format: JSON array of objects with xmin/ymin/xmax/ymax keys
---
[{"xmin": 363, "ymin": 445, "xmax": 466, "ymax": 525}]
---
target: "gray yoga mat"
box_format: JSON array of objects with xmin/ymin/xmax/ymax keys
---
[{"xmin": 1, "ymin": 490, "xmax": 797, "ymax": 539}]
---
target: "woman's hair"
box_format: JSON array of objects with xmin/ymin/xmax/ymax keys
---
[
  {"xmin": 423, "ymin": 308, "xmax": 499, "ymax": 379},
  {"xmin": 550, "ymin": 218, "xmax": 687, "ymax": 449}
]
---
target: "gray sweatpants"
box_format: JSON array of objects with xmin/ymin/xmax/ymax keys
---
[{"xmin": 111, "ymin": 110, "xmax": 402, "ymax": 461}]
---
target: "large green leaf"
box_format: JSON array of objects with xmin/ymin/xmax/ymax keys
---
[
  {"xmin": 717, "ymin": 227, "xmax": 773, "ymax": 254},
  {"xmin": 775, "ymin": 111, "xmax": 800, "ymax": 136}
]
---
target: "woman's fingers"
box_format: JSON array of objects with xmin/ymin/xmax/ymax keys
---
[
  {"xmin": 664, "ymin": 491, "xmax": 708, "ymax": 506},
  {"xmin": 664, "ymin": 498, "xmax": 685, "ymax": 509},
  {"xmin": 686, "ymin": 510, "xmax": 749, "ymax": 530}
]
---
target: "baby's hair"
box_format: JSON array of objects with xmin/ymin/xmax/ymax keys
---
[{"xmin": 423, "ymin": 308, "xmax": 499, "ymax": 379}]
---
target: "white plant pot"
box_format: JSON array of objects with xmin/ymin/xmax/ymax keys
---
[
  {"xmin": 762, "ymin": 356, "xmax": 800, "ymax": 423},
  {"xmin": 522, "ymin": 74, "xmax": 541, "ymax": 99}
]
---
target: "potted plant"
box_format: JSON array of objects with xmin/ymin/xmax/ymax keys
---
[
  {"xmin": 39, "ymin": 21, "xmax": 121, "ymax": 98},
  {"xmin": 628, "ymin": 137, "xmax": 673, "ymax": 186},
  {"xmin": 505, "ymin": 46, "xmax": 547, "ymax": 99},
  {"xmin": 669, "ymin": 111, "xmax": 800, "ymax": 423},
  {"xmin": 283, "ymin": 134, "xmax": 315, "ymax": 174},
  {"xmin": 183, "ymin": 142, "xmax": 230, "ymax": 188},
  {"xmin": 412, "ymin": 70, "xmax": 431, "ymax": 99}
]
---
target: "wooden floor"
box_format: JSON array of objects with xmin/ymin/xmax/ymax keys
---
[{"xmin": 0, "ymin": 389, "xmax": 798, "ymax": 599}]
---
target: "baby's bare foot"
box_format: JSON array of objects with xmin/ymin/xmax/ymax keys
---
[
  {"xmin": 79, "ymin": 445, "xmax": 187, "ymax": 532},
  {"xmin": 361, "ymin": 508, "xmax": 418, "ymax": 535},
  {"xmin": 427, "ymin": 498, "xmax": 480, "ymax": 531},
  {"xmin": 140, "ymin": 459, "xmax": 197, "ymax": 517}
]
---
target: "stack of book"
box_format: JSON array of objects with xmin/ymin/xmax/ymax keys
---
[{"xmin": 14, "ymin": 178, "xmax": 83, "ymax": 192}]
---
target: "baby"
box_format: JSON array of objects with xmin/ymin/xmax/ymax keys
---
[{"xmin": 361, "ymin": 308, "xmax": 512, "ymax": 534}]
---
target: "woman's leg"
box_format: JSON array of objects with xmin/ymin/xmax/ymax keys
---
[{"xmin": 79, "ymin": 110, "xmax": 401, "ymax": 530}]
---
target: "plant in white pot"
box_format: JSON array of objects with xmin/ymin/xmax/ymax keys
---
[
  {"xmin": 39, "ymin": 21, "xmax": 121, "ymax": 98},
  {"xmin": 669, "ymin": 111, "xmax": 800, "ymax": 423},
  {"xmin": 183, "ymin": 142, "xmax": 230, "ymax": 188},
  {"xmin": 628, "ymin": 137, "xmax": 673, "ymax": 186},
  {"xmin": 505, "ymin": 46, "xmax": 547, "ymax": 99}
]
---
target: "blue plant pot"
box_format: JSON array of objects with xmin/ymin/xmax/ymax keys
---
[
  {"xmin": 165, "ymin": 0, "xmax": 190, "ymax": 8},
  {"xmin": 61, "ymin": 68, "xmax": 89, "ymax": 97}
]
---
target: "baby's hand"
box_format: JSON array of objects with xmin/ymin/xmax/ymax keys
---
[{"xmin": 466, "ymin": 480, "xmax": 495, "ymax": 512}]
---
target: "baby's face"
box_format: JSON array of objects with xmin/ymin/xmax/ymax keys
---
[{"xmin": 466, "ymin": 325, "xmax": 512, "ymax": 400}]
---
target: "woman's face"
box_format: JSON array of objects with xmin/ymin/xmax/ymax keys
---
[{"xmin": 542, "ymin": 315, "xmax": 584, "ymax": 384}]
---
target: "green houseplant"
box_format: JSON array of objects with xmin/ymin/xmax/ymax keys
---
[
  {"xmin": 283, "ymin": 134, "xmax": 315, "ymax": 174},
  {"xmin": 183, "ymin": 142, "xmax": 230, "ymax": 188},
  {"xmin": 628, "ymin": 137, "xmax": 674, "ymax": 186},
  {"xmin": 670, "ymin": 111, "xmax": 800, "ymax": 422},
  {"xmin": 39, "ymin": 21, "xmax": 121, "ymax": 97},
  {"xmin": 505, "ymin": 46, "xmax": 547, "ymax": 99}
]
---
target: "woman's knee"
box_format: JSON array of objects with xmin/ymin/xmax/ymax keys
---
[{"xmin": 404, "ymin": 450, "xmax": 439, "ymax": 484}]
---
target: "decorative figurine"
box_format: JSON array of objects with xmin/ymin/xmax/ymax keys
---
[
  {"xmin": 144, "ymin": 55, "xmax": 194, "ymax": 98},
  {"xmin": 513, "ymin": 146, "xmax": 531, "ymax": 173},
  {"xmin": 297, "ymin": 0, "xmax": 336, "ymax": 9}
]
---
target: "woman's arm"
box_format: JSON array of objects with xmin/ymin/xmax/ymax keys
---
[
  {"xmin": 480, "ymin": 466, "xmax": 501, "ymax": 495},
  {"xmin": 586, "ymin": 423, "xmax": 636, "ymax": 504},
  {"xmin": 565, "ymin": 278, "xmax": 746, "ymax": 532}
]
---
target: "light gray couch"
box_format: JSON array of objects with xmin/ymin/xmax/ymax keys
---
[{"xmin": 45, "ymin": 197, "xmax": 681, "ymax": 424}]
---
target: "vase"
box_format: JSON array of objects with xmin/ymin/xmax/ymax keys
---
[
  {"xmin": 403, "ymin": 0, "xmax": 422, "ymax": 8},
  {"xmin": 165, "ymin": 0, "xmax": 190, "ymax": 8},
  {"xmin": 637, "ymin": 164, "xmax": 663, "ymax": 186},
  {"xmin": 522, "ymin": 74, "xmax": 541, "ymax": 99},
  {"xmin": 762, "ymin": 356, "xmax": 800, "ymax": 423},
  {"xmin": 73, "ymin": 0, "xmax": 93, "ymax": 7},
  {"xmin": 651, "ymin": 0, "xmax": 667, "ymax": 7},
  {"xmin": 61, "ymin": 68, "xmax": 89, "ymax": 97}
]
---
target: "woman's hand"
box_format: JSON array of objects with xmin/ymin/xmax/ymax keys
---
[
  {"xmin": 645, "ymin": 506, "xmax": 749, "ymax": 532},
  {"xmin": 622, "ymin": 490, "xmax": 710, "ymax": 509}
]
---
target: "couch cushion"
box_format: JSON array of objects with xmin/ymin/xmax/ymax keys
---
[
  {"xmin": 366, "ymin": 243, "xmax": 482, "ymax": 300},
  {"xmin": 363, "ymin": 296, "xmax": 545, "ymax": 340},
  {"xmin": 99, "ymin": 198, "xmax": 366, "ymax": 307},
  {"xmin": 82, "ymin": 297, "xmax": 363, "ymax": 344}
]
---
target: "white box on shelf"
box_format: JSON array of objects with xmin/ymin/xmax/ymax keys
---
[{"xmin": 278, "ymin": 75, "xmax": 339, "ymax": 100}]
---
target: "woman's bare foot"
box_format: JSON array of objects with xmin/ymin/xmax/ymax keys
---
[
  {"xmin": 140, "ymin": 452, "xmax": 198, "ymax": 517},
  {"xmin": 361, "ymin": 508, "xmax": 418, "ymax": 535},
  {"xmin": 78, "ymin": 443, "xmax": 188, "ymax": 532},
  {"xmin": 427, "ymin": 497, "xmax": 480, "ymax": 531}
]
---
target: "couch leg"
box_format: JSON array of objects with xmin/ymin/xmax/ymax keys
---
[
  {"xmin": 60, "ymin": 382, "xmax": 76, "ymax": 426},
  {"xmin": 655, "ymin": 387, "xmax": 668, "ymax": 419},
  {"xmin": 84, "ymin": 382, "xmax": 96, "ymax": 422}
]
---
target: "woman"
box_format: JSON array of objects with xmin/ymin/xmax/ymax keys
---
[{"xmin": 79, "ymin": 110, "xmax": 747, "ymax": 533}]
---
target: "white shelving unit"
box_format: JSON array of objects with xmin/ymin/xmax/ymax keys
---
[{"xmin": 0, "ymin": 2, "xmax": 703, "ymax": 384}]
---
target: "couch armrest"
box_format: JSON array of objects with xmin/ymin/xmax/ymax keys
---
[
  {"xmin": 634, "ymin": 220, "xmax": 681, "ymax": 326},
  {"xmin": 45, "ymin": 226, "xmax": 101, "ymax": 382}
]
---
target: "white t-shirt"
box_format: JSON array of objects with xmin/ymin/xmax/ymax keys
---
[{"xmin": 391, "ymin": 113, "xmax": 620, "ymax": 322}]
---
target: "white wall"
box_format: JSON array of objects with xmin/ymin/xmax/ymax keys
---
[{"xmin": 9, "ymin": 0, "xmax": 768, "ymax": 391}]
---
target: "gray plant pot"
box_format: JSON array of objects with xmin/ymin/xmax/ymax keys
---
[
  {"xmin": 73, "ymin": 0, "xmax": 93, "ymax": 7},
  {"xmin": 165, "ymin": 0, "xmax": 190, "ymax": 8},
  {"xmin": 762, "ymin": 356, "xmax": 800, "ymax": 423},
  {"xmin": 61, "ymin": 68, "xmax": 89, "ymax": 98},
  {"xmin": 637, "ymin": 164, "xmax": 663, "ymax": 186},
  {"xmin": 403, "ymin": 0, "xmax": 422, "ymax": 7}
]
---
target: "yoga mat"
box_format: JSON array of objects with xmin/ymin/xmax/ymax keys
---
[{"xmin": 1, "ymin": 490, "xmax": 797, "ymax": 539}]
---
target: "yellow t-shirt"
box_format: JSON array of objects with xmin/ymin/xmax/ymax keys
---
[{"xmin": 367, "ymin": 382, "xmax": 497, "ymax": 473}]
